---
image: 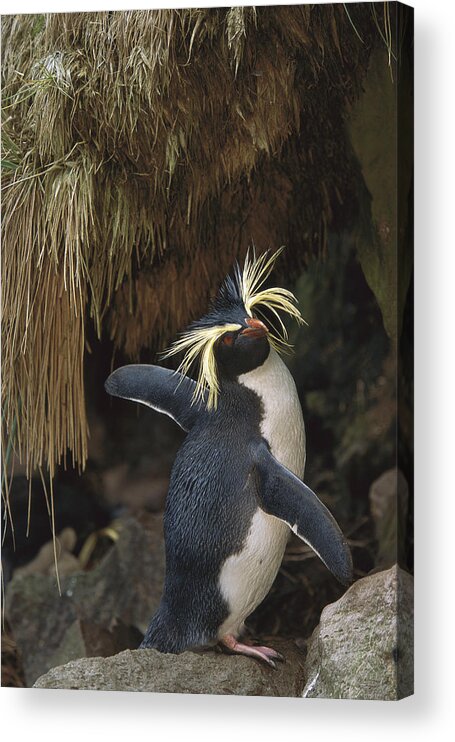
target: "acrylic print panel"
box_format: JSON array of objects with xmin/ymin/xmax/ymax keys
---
[{"xmin": 1, "ymin": 2, "xmax": 414, "ymax": 699}]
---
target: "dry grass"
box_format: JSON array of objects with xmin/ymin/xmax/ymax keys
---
[{"xmin": 1, "ymin": 5, "xmax": 388, "ymax": 488}]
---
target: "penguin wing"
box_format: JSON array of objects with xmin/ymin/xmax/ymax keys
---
[
  {"xmin": 105, "ymin": 364, "xmax": 205, "ymax": 431},
  {"xmin": 252, "ymin": 441, "xmax": 353, "ymax": 586}
]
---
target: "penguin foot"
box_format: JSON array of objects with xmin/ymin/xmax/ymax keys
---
[{"xmin": 220, "ymin": 634, "xmax": 284, "ymax": 669}]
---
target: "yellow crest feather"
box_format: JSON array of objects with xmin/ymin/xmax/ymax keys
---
[
  {"xmin": 162, "ymin": 247, "xmax": 306, "ymax": 410},
  {"xmin": 161, "ymin": 323, "xmax": 242, "ymax": 410},
  {"xmin": 241, "ymin": 246, "xmax": 307, "ymax": 352}
]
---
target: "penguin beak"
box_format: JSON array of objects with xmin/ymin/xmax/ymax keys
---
[{"xmin": 240, "ymin": 318, "xmax": 269, "ymax": 338}]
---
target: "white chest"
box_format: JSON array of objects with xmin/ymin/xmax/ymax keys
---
[
  {"xmin": 239, "ymin": 348, "xmax": 306, "ymax": 477},
  {"xmin": 218, "ymin": 349, "xmax": 306, "ymax": 637}
]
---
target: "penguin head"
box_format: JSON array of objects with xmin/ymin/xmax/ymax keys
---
[
  {"xmin": 183, "ymin": 267, "xmax": 273, "ymax": 380},
  {"xmin": 162, "ymin": 248, "xmax": 306, "ymax": 409},
  {"xmin": 214, "ymin": 317, "xmax": 270, "ymax": 378}
]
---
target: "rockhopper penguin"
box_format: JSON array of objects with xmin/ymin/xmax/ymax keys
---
[{"xmin": 105, "ymin": 249, "xmax": 353, "ymax": 667}]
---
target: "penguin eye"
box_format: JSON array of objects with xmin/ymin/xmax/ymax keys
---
[{"xmin": 222, "ymin": 333, "xmax": 234, "ymax": 346}]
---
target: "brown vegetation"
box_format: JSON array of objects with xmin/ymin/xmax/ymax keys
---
[{"xmin": 2, "ymin": 5, "xmax": 391, "ymax": 481}]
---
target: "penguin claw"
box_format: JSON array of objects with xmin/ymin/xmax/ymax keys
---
[
  {"xmin": 253, "ymin": 646, "xmax": 285, "ymax": 663},
  {"xmin": 220, "ymin": 634, "xmax": 284, "ymax": 669}
]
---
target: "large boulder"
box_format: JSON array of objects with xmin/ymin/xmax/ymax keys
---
[
  {"xmin": 302, "ymin": 565, "xmax": 413, "ymax": 700},
  {"xmin": 5, "ymin": 514, "xmax": 165, "ymax": 686},
  {"xmin": 369, "ymin": 469, "xmax": 409, "ymax": 568},
  {"xmin": 348, "ymin": 47, "xmax": 413, "ymax": 344},
  {"xmin": 33, "ymin": 639, "xmax": 306, "ymax": 696}
]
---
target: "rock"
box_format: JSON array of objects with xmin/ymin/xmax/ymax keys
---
[
  {"xmin": 348, "ymin": 48, "xmax": 413, "ymax": 343},
  {"xmin": 369, "ymin": 469, "xmax": 409, "ymax": 568},
  {"xmin": 5, "ymin": 513, "xmax": 165, "ymax": 686},
  {"xmin": 101, "ymin": 463, "xmax": 169, "ymax": 513},
  {"xmin": 34, "ymin": 639, "xmax": 305, "ymax": 696},
  {"xmin": 46, "ymin": 619, "xmax": 143, "ymax": 672},
  {"xmin": 302, "ymin": 565, "xmax": 413, "ymax": 700},
  {"xmin": 13, "ymin": 528, "xmax": 79, "ymax": 578}
]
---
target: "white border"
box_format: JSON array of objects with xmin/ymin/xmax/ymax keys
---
[{"xmin": 2, "ymin": 0, "xmax": 455, "ymax": 740}]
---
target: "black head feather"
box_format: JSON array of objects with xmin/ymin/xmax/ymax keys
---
[
  {"xmin": 189, "ymin": 264, "xmax": 248, "ymax": 331},
  {"xmin": 214, "ymin": 268, "xmax": 243, "ymax": 310}
]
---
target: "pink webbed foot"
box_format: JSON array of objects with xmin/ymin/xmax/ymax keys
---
[{"xmin": 220, "ymin": 634, "xmax": 285, "ymax": 669}]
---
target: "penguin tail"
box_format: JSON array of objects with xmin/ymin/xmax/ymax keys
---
[
  {"xmin": 140, "ymin": 610, "xmax": 178, "ymax": 653},
  {"xmin": 140, "ymin": 607, "xmax": 209, "ymax": 654}
]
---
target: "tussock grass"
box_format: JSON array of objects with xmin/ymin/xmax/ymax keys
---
[{"xmin": 1, "ymin": 6, "xmax": 388, "ymax": 488}]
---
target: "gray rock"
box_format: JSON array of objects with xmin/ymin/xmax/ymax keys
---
[
  {"xmin": 46, "ymin": 619, "xmax": 143, "ymax": 672},
  {"xmin": 348, "ymin": 48, "xmax": 413, "ymax": 342},
  {"xmin": 13, "ymin": 527, "xmax": 79, "ymax": 578},
  {"xmin": 5, "ymin": 514, "xmax": 165, "ymax": 686},
  {"xmin": 33, "ymin": 639, "xmax": 305, "ymax": 696},
  {"xmin": 369, "ymin": 469, "xmax": 409, "ymax": 568},
  {"xmin": 302, "ymin": 565, "xmax": 414, "ymax": 700}
]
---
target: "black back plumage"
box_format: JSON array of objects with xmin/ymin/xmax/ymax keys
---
[{"xmin": 141, "ymin": 381, "xmax": 264, "ymax": 651}]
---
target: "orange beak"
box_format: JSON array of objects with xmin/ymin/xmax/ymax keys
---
[{"xmin": 240, "ymin": 317, "xmax": 269, "ymax": 338}]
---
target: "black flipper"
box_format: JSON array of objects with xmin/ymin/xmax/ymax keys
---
[
  {"xmin": 105, "ymin": 365, "xmax": 205, "ymax": 432},
  {"xmin": 252, "ymin": 441, "xmax": 353, "ymax": 585}
]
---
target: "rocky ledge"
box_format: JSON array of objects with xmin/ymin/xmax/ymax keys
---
[
  {"xmin": 32, "ymin": 565, "xmax": 413, "ymax": 699},
  {"xmin": 33, "ymin": 639, "xmax": 305, "ymax": 696}
]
